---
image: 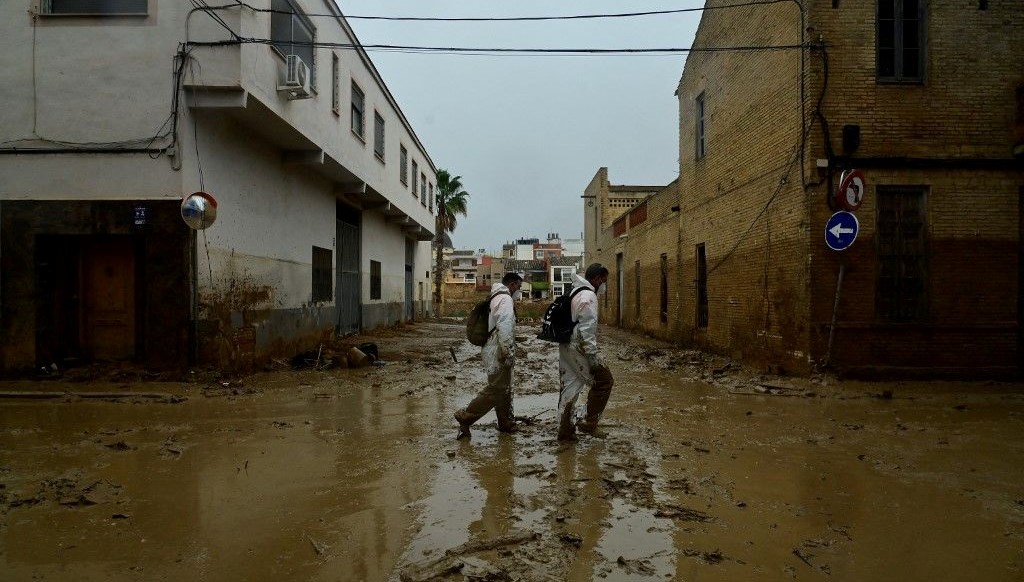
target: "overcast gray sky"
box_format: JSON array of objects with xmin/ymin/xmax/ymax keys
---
[{"xmin": 340, "ymin": 1, "xmax": 702, "ymax": 253}]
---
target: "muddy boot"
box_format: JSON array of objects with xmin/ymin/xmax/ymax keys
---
[
  {"xmin": 557, "ymin": 429, "xmax": 577, "ymax": 442},
  {"xmin": 576, "ymin": 418, "xmax": 599, "ymax": 435},
  {"xmin": 454, "ymin": 410, "xmax": 473, "ymax": 440}
]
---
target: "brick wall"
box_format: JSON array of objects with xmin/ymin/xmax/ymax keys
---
[
  {"xmin": 805, "ymin": 0, "xmax": 1024, "ymax": 374},
  {"xmin": 583, "ymin": 1, "xmax": 1022, "ymax": 375},
  {"xmin": 593, "ymin": 182, "xmax": 682, "ymax": 343},
  {"xmin": 676, "ymin": 0, "xmax": 810, "ymax": 373}
]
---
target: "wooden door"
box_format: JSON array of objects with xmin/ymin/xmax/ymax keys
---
[{"xmin": 81, "ymin": 240, "xmax": 136, "ymax": 360}]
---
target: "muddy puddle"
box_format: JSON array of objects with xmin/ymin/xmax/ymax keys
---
[{"xmin": 2, "ymin": 322, "xmax": 1023, "ymax": 581}]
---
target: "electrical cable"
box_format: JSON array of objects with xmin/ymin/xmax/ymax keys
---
[
  {"xmin": 228, "ymin": 0, "xmax": 793, "ymax": 22},
  {"xmin": 706, "ymin": 144, "xmax": 801, "ymax": 275},
  {"xmin": 185, "ymin": 38, "xmax": 810, "ymax": 56}
]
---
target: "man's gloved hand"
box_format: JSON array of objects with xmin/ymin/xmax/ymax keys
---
[{"xmin": 589, "ymin": 358, "xmax": 613, "ymax": 384}]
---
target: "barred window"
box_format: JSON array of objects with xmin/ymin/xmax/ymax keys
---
[{"xmin": 876, "ymin": 186, "xmax": 928, "ymax": 320}]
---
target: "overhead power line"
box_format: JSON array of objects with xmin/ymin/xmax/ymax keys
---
[
  {"xmin": 218, "ymin": 0, "xmax": 794, "ymax": 22},
  {"xmin": 189, "ymin": 38, "xmax": 810, "ymax": 56}
]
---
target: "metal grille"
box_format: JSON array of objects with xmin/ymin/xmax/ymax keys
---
[
  {"xmin": 876, "ymin": 186, "xmax": 927, "ymax": 320},
  {"xmin": 336, "ymin": 212, "xmax": 360, "ymax": 334}
]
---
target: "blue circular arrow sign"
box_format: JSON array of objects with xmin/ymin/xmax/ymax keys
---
[{"xmin": 825, "ymin": 211, "xmax": 859, "ymax": 251}]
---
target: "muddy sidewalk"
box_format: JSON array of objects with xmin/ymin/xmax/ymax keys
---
[{"xmin": 1, "ymin": 322, "xmax": 1023, "ymax": 581}]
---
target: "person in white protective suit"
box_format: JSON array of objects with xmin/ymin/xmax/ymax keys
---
[
  {"xmin": 454, "ymin": 272, "xmax": 524, "ymax": 438},
  {"xmin": 557, "ymin": 263, "xmax": 613, "ymax": 441}
]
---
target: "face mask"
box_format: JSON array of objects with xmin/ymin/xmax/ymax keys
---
[
  {"xmin": 513, "ymin": 290, "xmax": 523, "ymax": 301},
  {"xmin": 597, "ymin": 284, "xmax": 607, "ymax": 295}
]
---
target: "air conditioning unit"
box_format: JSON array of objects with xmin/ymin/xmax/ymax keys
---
[{"xmin": 278, "ymin": 54, "xmax": 312, "ymax": 100}]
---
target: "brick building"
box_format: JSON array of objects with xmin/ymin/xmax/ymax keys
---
[{"xmin": 590, "ymin": 0, "xmax": 1023, "ymax": 376}]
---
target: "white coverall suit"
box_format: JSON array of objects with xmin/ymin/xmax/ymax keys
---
[
  {"xmin": 557, "ymin": 273, "xmax": 613, "ymax": 438},
  {"xmin": 456, "ymin": 283, "xmax": 517, "ymax": 431}
]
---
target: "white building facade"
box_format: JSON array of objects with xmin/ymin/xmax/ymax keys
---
[{"xmin": 0, "ymin": 0, "xmax": 436, "ymax": 371}]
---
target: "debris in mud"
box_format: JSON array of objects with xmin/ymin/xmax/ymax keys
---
[
  {"xmin": 306, "ymin": 534, "xmax": 329, "ymax": 556},
  {"xmin": 558, "ymin": 533, "xmax": 582, "ymax": 548},
  {"xmin": 111, "ymin": 513, "xmax": 130, "ymax": 520},
  {"xmin": 399, "ymin": 531, "xmax": 539, "ymax": 582},
  {"xmin": 615, "ymin": 556, "xmax": 656, "ymax": 575},
  {"xmin": 104, "ymin": 441, "xmax": 135, "ymax": 451},
  {"xmin": 683, "ymin": 548, "xmax": 725, "ymax": 564},
  {"xmin": 160, "ymin": 437, "xmax": 184, "ymax": 458},
  {"xmin": 654, "ymin": 504, "xmax": 712, "ymax": 522},
  {"xmin": 954, "ymin": 404, "xmax": 969, "ymax": 411},
  {"xmin": 33, "ymin": 473, "xmax": 124, "ymax": 508}
]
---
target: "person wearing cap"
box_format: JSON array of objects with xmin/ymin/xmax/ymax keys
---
[
  {"xmin": 557, "ymin": 263, "xmax": 613, "ymax": 441},
  {"xmin": 454, "ymin": 271, "xmax": 523, "ymax": 438}
]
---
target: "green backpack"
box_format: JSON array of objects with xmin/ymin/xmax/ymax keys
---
[{"xmin": 466, "ymin": 291, "xmax": 510, "ymax": 346}]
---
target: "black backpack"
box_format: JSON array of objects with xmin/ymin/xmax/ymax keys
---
[
  {"xmin": 537, "ymin": 286, "xmax": 589, "ymax": 343},
  {"xmin": 466, "ymin": 291, "xmax": 510, "ymax": 346}
]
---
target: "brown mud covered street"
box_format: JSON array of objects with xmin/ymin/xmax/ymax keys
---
[{"xmin": 2, "ymin": 322, "xmax": 1023, "ymax": 581}]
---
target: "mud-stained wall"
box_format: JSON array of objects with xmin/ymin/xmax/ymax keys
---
[
  {"xmin": 675, "ymin": 0, "xmax": 809, "ymax": 374},
  {"xmin": 808, "ymin": 170, "xmax": 1020, "ymax": 376},
  {"xmin": 0, "ymin": 200, "xmax": 190, "ymax": 371},
  {"xmin": 803, "ymin": 0, "xmax": 1024, "ymax": 375}
]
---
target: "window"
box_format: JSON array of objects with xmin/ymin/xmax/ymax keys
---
[
  {"xmin": 271, "ymin": 0, "xmax": 315, "ymax": 84},
  {"xmin": 696, "ymin": 244, "xmax": 708, "ymax": 328},
  {"xmin": 877, "ymin": 0, "xmax": 925, "ymax": 83},
  {"xmin": 312, "ymin": 246, "xmax": 332, "ymax": 302},
  {"xmin": 535, "ymin": 250, "xmax": 545, "ymax": 259},
  {"xmin": 876, "ymin": 186, "xmax": 927, "ymax": 320},
  {"xmin": 350, "ymin": 81, "xmax": 365, "ymax": 138},
  {"xmin": 370, "ymin": 260, "xmax": 382, "ymax": 300},
  {"xmin": 660, "ymin": 254, "xmax": 668, "ymax": 323},
  {"xmin": 43, "ymin": 0, "xmax": 147, "ymax": 14},
  {"xmin": 634, "ymin": 260, "xmax": 641, "ymax": 320},
  {"xmin": 331, "ymin": 53, "xmax": 340, "ymax": 114},
  {"xmin": 420, "ymin": 173, "xmax": 427, "ymax": 205},
  {"xmin": 428, "ymin": 183, "xmax": 434, "ymax": 213},
  {"xmin": 400, "ymin": 145, "xmax": 408, "ymax": 185},
  {"xmin": 695, "ymin": 92, "xmax": 706, "ymax": 160},
  {"xmin": 374, "ymin": 111, "xmax": 385, "ymax": 161},
  {"xmin": 411, "ymin": 161, "xmax": 419, "ymax": 195}
]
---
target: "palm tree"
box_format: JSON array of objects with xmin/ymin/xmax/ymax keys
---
[{"xmin": 434, "ymin": 169, "xmax": 469, "ymax": 311}]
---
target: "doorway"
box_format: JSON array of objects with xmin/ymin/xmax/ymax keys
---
[{"xmin": 336, "ymin": 203, "xmax": 361, "ymax": 334}]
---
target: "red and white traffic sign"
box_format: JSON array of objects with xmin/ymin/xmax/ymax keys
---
[{"xmin": 834, "ymin": 169, "xmax": 866, "ymax": 211}]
